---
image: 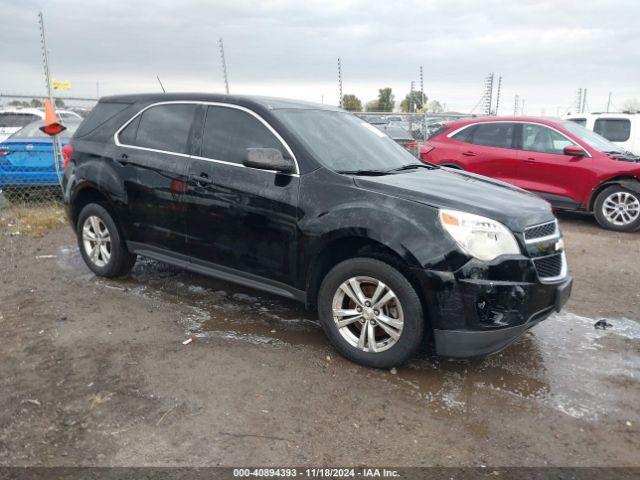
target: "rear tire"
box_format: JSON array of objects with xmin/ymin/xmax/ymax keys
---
[
  {"xmin": 317, "ymin": 257, "xmax": 425, "ymax": 368},
  {"xmin": 594, "ymin": 185, "xmax": 640, "ymax": 232},
  {"xmin": 76, "ymin": 203, "xmax": 136, "ymax": 277}
]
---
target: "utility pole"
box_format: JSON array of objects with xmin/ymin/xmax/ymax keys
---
[
  {"xmin": 581, "ymin": 88, "xmax": 588, "ymax": 114},
  {"xmin": 419, "ymin": 65, "xmax": 425, "ymax": 109},
  {"xmin": 495, "ymin": 76, "xmax": 502, "ymax": 115},
  {"xmin": 38, "ymin": 12, "xmax": 52, "ymax": 99},
  {"xmin": 38, "ymin": 11, "xmax": 62, "ymax": 185},
  {"xmin": 337, "ymin": 57, "xmax": 343, "ymax": 108},
  {"xmin": 521, "ymin": 98, "xmax": 526, "ymax": 115},
  {"xmin": 606, "ymin": 91, "xmax": 612, "ymax": 112},
  {"xmin": 514, "ymin": 94, "xmax": 520, "ymax": 116},
  {"xmin": 420, "ymin": 65, "xmax": 426, "ymax": 138},
  {"xmin": 575, "ymin": 88, "xmax": 583, "ymax": 114},
  {"xmin": 483, "ymin": 73, "xmax": 494, "ymax": 115},
  {"xmin": 409, "ymin": 80, "xmax": 415, "ymax": 113},
  {"xmin": 219, "ymin": 37, "xmax": 229, "ymax": 94}
]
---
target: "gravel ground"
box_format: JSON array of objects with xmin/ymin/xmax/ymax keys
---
[{"xmin": 0, "ymin": 210, "xmax": 638, "ymax": 468}]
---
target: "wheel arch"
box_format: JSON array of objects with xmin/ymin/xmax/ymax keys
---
[
  {"xmin": 588, "ymin": 176, "xmax": 640, "ymax": 211},
  {"xmin": 304, "ymin": 234, "xmax": 426, "ymax": 316}
]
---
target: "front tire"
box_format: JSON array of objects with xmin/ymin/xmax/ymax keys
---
[
  {"xmin": 317, "ymin": 258, "xmax": 425, "ymax": 368},
  {"xmin": 76, "ymin": 203, "xmax": 136, "ymax": 277},
  {"xmin": 594, "ymin": 185, "xmax": 640, "ymax": 232}
]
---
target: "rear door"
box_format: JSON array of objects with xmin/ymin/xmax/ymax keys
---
[
  {"xmin": 183, "ymin": 104, "xmax": 299, "ymax": 285},
  {"xmin": 114, "ymin": 103, "xmax": 198, "ymax": 254},
  {"xmin": 514, "ymin": 123, "xmax": 595, "ymax": 207},
  {"xmin": 449, "ymin": 122, "xmax": 518, "ymax": 183}
]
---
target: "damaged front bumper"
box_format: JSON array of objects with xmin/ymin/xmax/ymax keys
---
[{"xmin": 413, "ymin": 256, "xmax": 573, "ymax": 358}]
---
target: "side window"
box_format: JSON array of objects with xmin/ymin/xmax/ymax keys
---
[
  {"xmin": 118, "ymin": 115, "xmax": 140, "ymax": 145},
  {"xmin": 451, "ymin": 125, "xmax": 477, "ymax": 143},
  {"xmin": 594, "ymin": 119, "xmax": 631, "ymax": 142},
  {"xmin": 201, "ymin": 106, "xmax": 286, "ymax": 164},
  {"xmin": 522, "ymin": 124, "xmax": 573, "ymax": 155},
  {"xmin": 456, "ymin": 123, "xmax": 515, "ymax": 149},
  {"xmin": 123, "ymin": 104, "xmax": 196, "ymax": 154}
]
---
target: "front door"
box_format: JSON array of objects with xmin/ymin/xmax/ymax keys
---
[
  {"xmin": 514, "ymin": 123, "xmax": 595, "ymax": 207},
  {"xmin": 115, "ymin": 103, "xmax": 198, "ymax": 254},
  {"xmin": 184, "ymin": 105, "xmax": 299, "ymax": 285}
]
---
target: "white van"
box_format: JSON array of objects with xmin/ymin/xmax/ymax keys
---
[
  {"xmin": 564, "ymin": 113, "xmax": 639, "ymax": 155},
  {"xmin": 0, "ymin": 107, "xmax": 82, "ymax": 142}
]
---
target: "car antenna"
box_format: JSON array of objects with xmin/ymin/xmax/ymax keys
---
[{"xmin": 156, "ymin": 75, "xmax": 166, "ymax": 93}]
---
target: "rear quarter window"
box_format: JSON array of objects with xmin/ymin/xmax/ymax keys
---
[{"xmin": 74, "ymin": 101, "xmax": 132, "ymax": 138}]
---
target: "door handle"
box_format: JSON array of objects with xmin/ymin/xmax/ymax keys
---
[
  {"xmin": 462, "ymin": 151, "xmax": 477, "ymax": 157},
  {"xmin": 524, "ymin": 157, "xmax": 537, "ymax": 165},
  {"xmin": 191, "ymin": 172, "xmax": 214, "ymax": 186}
]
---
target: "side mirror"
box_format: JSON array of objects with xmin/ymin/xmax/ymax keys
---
[
  {"xmin": 244, "ymin": 148, "xmax": 294, "ymax": 173},
  {"xmin": 563, "ymin": 145, "xmax": 587, "ymax": 157}
]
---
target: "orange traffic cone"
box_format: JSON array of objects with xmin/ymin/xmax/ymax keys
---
[{"xmin": 39, "ymin": 98, "xmax": 66, "ymax": 136}]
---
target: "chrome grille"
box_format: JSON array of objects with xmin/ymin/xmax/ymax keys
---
[
  {"xmin": 534, "ymin": 254, "xmax": 564, "ymax": 279},
  {"xmin": 525, "ymin": 221, "xmax": 557, "ymax": 242}
]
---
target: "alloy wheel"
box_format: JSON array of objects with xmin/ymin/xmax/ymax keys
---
[
  {"xmin": 331, "ymin": 276, "xmax": 404, "ymax": 353},
  {"xmin": 82, "ymin": 215, "xmax": 112, "ymax": 267},
  {"xmin": 602, "ymin": 191, "xmax": 640, "ymax": 226}
]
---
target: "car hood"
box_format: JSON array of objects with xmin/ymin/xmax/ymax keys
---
[{"xmin": 354, "ymin": 168, "xmax": 554, "ymax": 232}]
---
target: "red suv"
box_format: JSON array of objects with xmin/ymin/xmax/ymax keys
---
[{"xmin": 421, "ymin": 117, "xmax": 640, "ymax": 231}]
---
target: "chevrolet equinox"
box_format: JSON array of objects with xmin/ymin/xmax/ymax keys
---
[{"xmin": 62, "ymin": 94, "xmax": 573, "ymax": 368}]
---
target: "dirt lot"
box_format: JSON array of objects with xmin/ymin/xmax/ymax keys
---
[{"xmin": 0, "ymin": 208, "xmax": 638, "ymax": 467}]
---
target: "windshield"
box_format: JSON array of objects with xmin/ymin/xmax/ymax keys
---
[
  {"xmin": 9, "ymin": 121, "xmax": 79, "ymax": 140},
  {"xmin": 562, "ymin": 120, "xmax": 623, "ymax": 153},
  {"xmin": 274, "ymin": 109, "xmax": 419, "ymax": 172}
]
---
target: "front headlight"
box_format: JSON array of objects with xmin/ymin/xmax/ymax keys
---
[{"xmin": 439, "ymin": 209, "xmax": 520, "ymax": 261}]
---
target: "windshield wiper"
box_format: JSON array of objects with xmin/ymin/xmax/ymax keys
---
[
  {"xmin": 335, "ymin": 169, "xmax": 391, "ymax": 176},
  {"xmin": 388, "ymin": 163, "xmax": 437, "ymax": 172}
]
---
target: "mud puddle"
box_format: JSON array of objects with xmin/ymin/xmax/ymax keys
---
[{"xmin": 59, "ymin": 246, "xmax": 640, "ymax": 423}]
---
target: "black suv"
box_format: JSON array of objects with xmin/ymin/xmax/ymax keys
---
[{"xmin": 63, "ymin": 93, "xmax": 572, "ymax": 368}]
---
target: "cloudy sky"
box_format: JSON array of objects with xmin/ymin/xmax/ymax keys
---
[{"xmin": 1, "ymin": 0, "xmax": 639, "ymax": 114}]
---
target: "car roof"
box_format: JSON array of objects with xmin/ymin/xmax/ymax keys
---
[
  {"xmin": 99, "ymin": 93, "xmax": 343, "ymax": 112},
  {"xmin": 565, "ymin": 112, "xmax": 638, "ymax": 119},
  {"xmin": 445, "ymin": 116, "xmax": 566, "ymax": 130}
]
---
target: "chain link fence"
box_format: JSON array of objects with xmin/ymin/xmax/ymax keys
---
[{"xmin": 0, "ymin": 142, "xmax": 64, "ymax": 210}]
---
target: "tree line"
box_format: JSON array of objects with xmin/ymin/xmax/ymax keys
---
[{"xmin": 342, "ymin": 88, "xmax": 444, "ymax": 113}]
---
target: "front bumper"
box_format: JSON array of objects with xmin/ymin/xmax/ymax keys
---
[
  {"xmin": 413, "ymin": 255, "xmax": 573, "ymax": 358},
  {"xmin": 433, "ymin": 275, "xmax": 571, "ymax": 357}
]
